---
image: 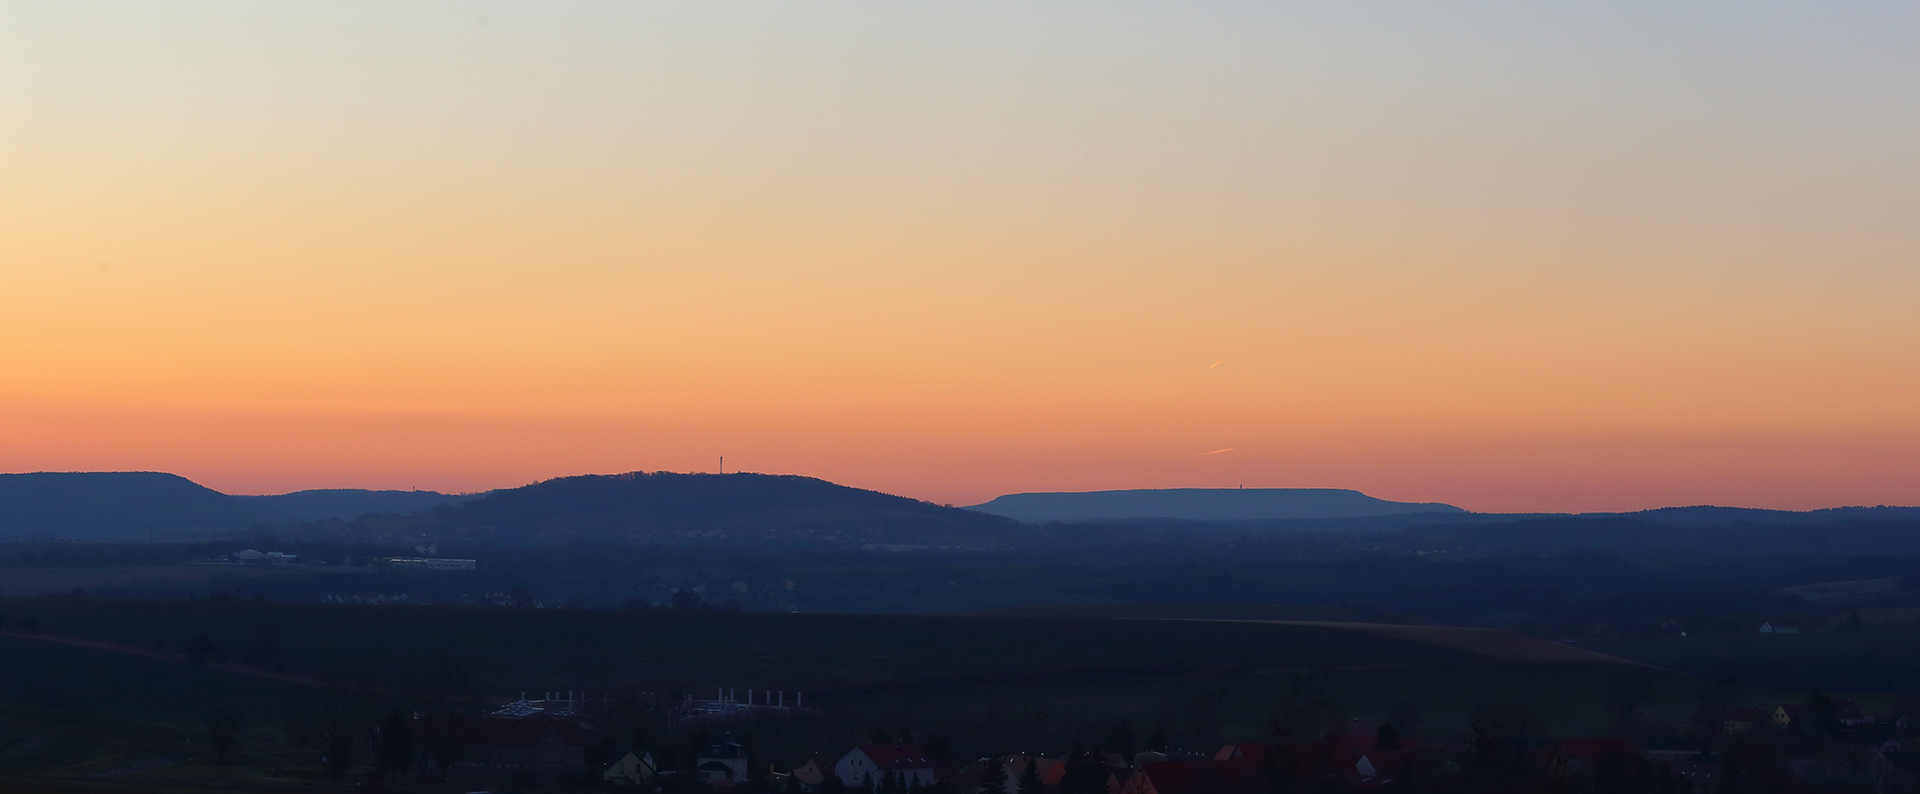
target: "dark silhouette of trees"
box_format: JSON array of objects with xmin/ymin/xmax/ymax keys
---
[
  {"xmin": 1060, "ymin": 746, "xmax": 1107, "ymax": 794},
  {"xmin": 1594, "ymin": 753, "xmax": 1634, "ymax": 794},
  {"xmin": 204, "ymin": 709, "xmax": 242, "ymax": 763},
  {"xmin": 980, "ymin": 755, "xmax": 1008, "ymax": 794},
  {"xmin": 1269, "ymin": 673, "xmax": 1336, "ymax": 740},
  {"xmin": 1018, "ymin": 758, "xmax": 1043, "ymax": 794},
  {"xmin": 377, "ymin": 709, "xmax": 411, "ymax": 779},
  {"xmin": 1262, "ymin": 746, "xmax": 1296, "ymax": 794},
  {"xmin": 288, "ymin": 675, "xmax": 379, "ymax": 777},
  {"xmin": 1693, "ymin": 673, "xmax": 1739, "ymax": 752},
  {"xmin": 1604, "ymin": 675, "xmax": 1656, "ymax": 738},
  {"xmin": 673, "ymin": 589, "xmax": 707, "ymax": 610},
  {"xmin": 1388, "ymin": 699, "xmax": 1423, "ymax": 737},
  {"xmin": 1469, "ymin": 701, "xmax": 1546, "ymax": 773}
]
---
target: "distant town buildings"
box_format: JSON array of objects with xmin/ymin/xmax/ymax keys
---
[
  {"xmin": 228, "ymin": 549, "xmax": 297, "ymax": 564},
  {"xmin": 381, "ymin": 556, "xmax": 478, "ymax": 571}
]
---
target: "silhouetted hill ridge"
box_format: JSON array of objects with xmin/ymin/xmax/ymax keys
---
[
  {"xmin": 237, "ymin": 489, "xmax": 480, "ymax": 522},
  {"xmin": 0, "ymin": 472, "xmax": 472, "ymax": 540},
  {"xmin": 968, "ymin": 487, "xmax": 1465, "ymax": 523},
  {"xmin": 375, "ymin": 471, "xmax": 1017, "ymax": 543}
]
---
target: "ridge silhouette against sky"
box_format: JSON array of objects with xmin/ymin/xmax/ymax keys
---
[{"xmin": 3, "ymin": 4, "xmax": 1917, "ymax": 512}]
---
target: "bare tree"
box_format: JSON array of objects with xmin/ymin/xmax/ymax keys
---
[
  {"xmin": 204, "ymin": 709, "xmax": 242, "ymax": 764},
  {"xmin": 288, "ymin": 675, "xmax": 379, "ymax": 777}
]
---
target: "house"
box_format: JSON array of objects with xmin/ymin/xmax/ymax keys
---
[
  {"xmin": 1759, "ymin": 622, "xmax": 1800, "ymax": 634},
  {"xmin": 837, "ymin": 743, "xmax": 943, "ymax": 789},
  {"xmin": 444, "ymin": 718, "xmax": 586, "ymax": 782},
  {"xmin": 791, "ymin": 758, "xmax": 830, "ymax": 792},
  {"xmin": 699, "ymin": 733, "xmax": 749, "ymax": 783},
  {"xmin": 604, "ymin": 750, "xmax": 657, "ymax": 786},
  {"xmin": 1773, "ymin": 701, "xmax": 1873, "ymax": 730}
]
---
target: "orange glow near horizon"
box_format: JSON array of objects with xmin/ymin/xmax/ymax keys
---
[{"xmin": 3, "ymin": 4, "xmax": 1918, "ymax": 513}]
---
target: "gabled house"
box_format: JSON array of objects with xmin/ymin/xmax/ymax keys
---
[
  {"xmin": 699, "ymin": 733, "xmax": 749, "ymax": 783},
  {"xmin": 1836, "ymin": 699, "xmax": 1874, "ymax": 726},
  {"xmin": 791, "ymin": 758, "xmax": 830, "ymax": 792},
  {"xmin": 604, "ymin": 750, "xmax": 657, "ymax": 786},
  {"xmin": 1773, "ymin": 704, "xmax": 1807, "ymax": 729},
  {"xmin": 837, "ymin": 743, "xmax": 943, "ymax": 789}
]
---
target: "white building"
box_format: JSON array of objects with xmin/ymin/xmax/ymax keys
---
[{"xmin": 836, "ymin": 744, "xmax": 940, "ymax": 789}]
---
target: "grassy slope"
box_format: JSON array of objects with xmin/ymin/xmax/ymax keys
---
[
  {"xmin": 8, "ymin": 601, "xmax": 1490, "ymax": 694},
  {"xmin": 0, "ymin": 600, "xmax": 1714, "ymax": 737},
  {"xmin": 0, "ymin": 600, "xmax": 1773, "ymax": 793}
]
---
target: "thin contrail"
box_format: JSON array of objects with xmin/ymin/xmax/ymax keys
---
[
  {"xmin": 1200, "ymin": 448, "xmax": 1234, "ymax": 455},
  {"xmin": 1209, "ymin": 360, "xmax": 1225, "ymax": 368}
]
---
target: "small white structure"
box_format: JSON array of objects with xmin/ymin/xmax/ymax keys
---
[
  {"xmin": 386, "ymin": 557, "xmax": 478, "ymax": 571},
  {"xmin": 836, "ymin": 744, "xmax": 940, "ymax": 789},
  {"xmin": 1356, "ymin": 755, "xmax": 1379, "ymax": 777},
  {"xmin": 1759, "ymin": 622, "xmax": 1800, "ymax": 635}
]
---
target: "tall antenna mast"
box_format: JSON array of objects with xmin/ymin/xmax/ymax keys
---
[{"xmin": 719, "ymin": 456, "xmax": 724, "ymax": 474}]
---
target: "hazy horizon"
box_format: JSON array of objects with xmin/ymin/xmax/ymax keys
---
[{"xmin": 5, "ymin": 3, "xmax": 1918, "ymax": 512}]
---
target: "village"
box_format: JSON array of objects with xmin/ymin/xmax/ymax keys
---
[{"xmin": 363, "ymin": 690, "xmax": 1920, "ymax": 794}]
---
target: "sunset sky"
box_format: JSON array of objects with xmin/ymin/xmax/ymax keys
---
[{"xmin": 4, "ymin": 3, "xmax": 1917, "ymax": 512}]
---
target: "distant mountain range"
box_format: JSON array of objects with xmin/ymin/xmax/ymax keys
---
[
  {"xmin": 966, "ymin": 487, "xmax": 1467, "ymax": 523},
  {"xmin": 5, "ymin": 470, "xmax": 1917, "ymax": 544},
  {"xmin": 0, "ymin": 472, "xmax": 474, "ymax": 541}
]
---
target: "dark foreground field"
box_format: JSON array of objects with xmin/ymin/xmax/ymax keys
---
[{"xmin": 0, "ymin": 599, "xmax": 1812, "ymax": 792}]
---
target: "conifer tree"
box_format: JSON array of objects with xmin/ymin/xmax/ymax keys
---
[
  {"xmin": 980, "ymin": 756, "xmax": 1008, "ymax": 794},
  {"xmin": 1018, "ymin": 758, "xmax": 1044, "ymax": 794}
]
